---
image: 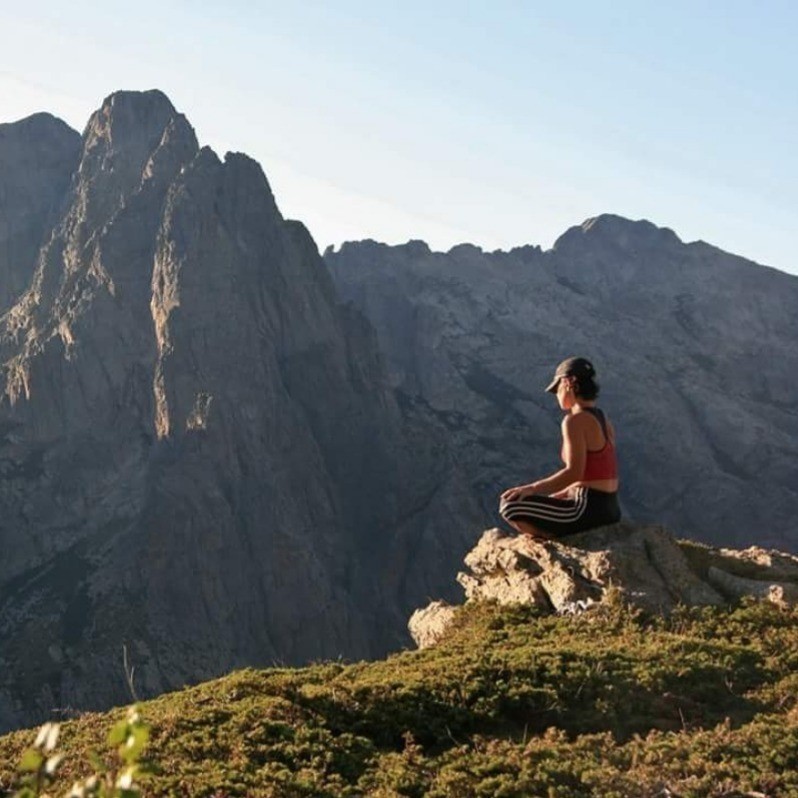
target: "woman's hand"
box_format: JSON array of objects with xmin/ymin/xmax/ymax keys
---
[{"xmin": 501, "ymin": 483, "xmax": 537, "ymax": 502}]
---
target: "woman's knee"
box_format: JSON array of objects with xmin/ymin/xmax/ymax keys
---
[{"xmin": 498, "ymin": 500, "xmax": 519, "ymax": 524}]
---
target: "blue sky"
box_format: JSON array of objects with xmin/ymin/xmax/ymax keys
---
[{"xmin": 1, "ymin": 1, "xmax": 796, "ymax": 273}]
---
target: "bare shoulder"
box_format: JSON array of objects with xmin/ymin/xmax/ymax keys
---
[
  {"xmin": 562, "ymin": 413, "xmax": 591, "ymax": 434},
  {"xmin": 562, "ymin": 413, "xmax": 591, "ymax": 430}
]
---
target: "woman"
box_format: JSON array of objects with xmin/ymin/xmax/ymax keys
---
[{"xmin": 499, "ymin": 357, "xmax": 620, "ymax": 539}]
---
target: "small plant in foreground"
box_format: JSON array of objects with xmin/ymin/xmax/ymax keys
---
[
  {"xmin": 11, "ymin": 722, "xmax": 63, "ymax": 798},
  {"xmin": 11, "ymin": 706, "xmax": 152, "ymax": 798}
]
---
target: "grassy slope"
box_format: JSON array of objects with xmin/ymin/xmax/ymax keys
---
[{"xmin": 2, "ymin": 597, "xmax": 798, "ymax": 797}]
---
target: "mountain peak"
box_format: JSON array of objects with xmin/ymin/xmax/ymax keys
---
[
  {"xmin": 84, "ymin": 89, "xmax": 189, "ymax": 150},
  {"xmin": 447, "ymin": 243, "xmax": 483, "ymax": 257},
  {"xmin": 0, "ymin": 111, "xmax": 82, "ymax": 314},
  {"xmin": 0, "ymin": 111, "xmax": 78, "ymax": 140},
  {"xmin": 77, "ymin": 89, "xmax": 198, "ymax": 203},
  {"xmin": 99, "ymin": 88, "xmax": 176, "ymax": 119},
  {"xmin": 553, "ymin": 214, "xmax": 682, "ymax": 255}
]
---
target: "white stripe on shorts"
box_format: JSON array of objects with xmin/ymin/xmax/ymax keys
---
[{"xmin": 501, "ymin": 487, "xmax": 588, "ymax": 524}]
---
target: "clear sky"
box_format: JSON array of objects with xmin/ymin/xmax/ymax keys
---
[{"xmin": 1, "ymin": 1, "xmax": 796, "ymax": 274}]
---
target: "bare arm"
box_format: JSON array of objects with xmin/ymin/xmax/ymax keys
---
[
  {"xmin": 501, "ymin": 415, "xmax": 586, "ymax": 501},
  {"xmin": 530, "ymin": 414, "xmax": 586, "ymax": 494}
]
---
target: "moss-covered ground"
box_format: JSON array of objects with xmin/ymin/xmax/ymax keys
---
[{"xmin": 2, "ymin": 597, "xmax": 798, "ymax": 796}]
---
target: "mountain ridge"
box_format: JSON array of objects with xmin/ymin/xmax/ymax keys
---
[{"xmin": 327, "ymin": 212, "xmax": 788, "ymax": 278}]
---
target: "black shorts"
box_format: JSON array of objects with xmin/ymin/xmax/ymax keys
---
[{"xmin": 499, "ymin": 486, "xmax": 621, "ymax": 537}]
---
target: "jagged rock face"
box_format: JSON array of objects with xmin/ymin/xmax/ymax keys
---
[
  {"xmin": 409, "ymin": 525, "xmax": 798, "ymax": 648},
  {"xmin": 0, "ymin": 113, "xmax": 81, "ymax": 313},
  {"xmin": 325, "ymin": 223, "xmax": 798, "ymax": 551},
  {"xmin": 0, "ymin": 91, "xmax": 479, "ymax": 733}
]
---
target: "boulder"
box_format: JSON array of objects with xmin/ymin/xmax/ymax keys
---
[{"xmin": 407, "ymin": 601, "xmax": 459, "ymax": 650}]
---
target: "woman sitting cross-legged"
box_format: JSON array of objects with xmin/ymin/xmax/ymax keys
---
[{"xmin": 499, "ymin": 357, "xmax": 620, "ymax": 539}]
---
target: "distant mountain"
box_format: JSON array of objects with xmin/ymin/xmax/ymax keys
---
[
  {"xmin": 325, "ymin": 216, "xmax": 798, "ymax": 550},
  {"xmin": 0, "ymin": 91, "xmax": 482, "ymax": 732}
]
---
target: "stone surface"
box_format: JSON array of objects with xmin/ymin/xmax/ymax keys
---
[
  {"xmin": 457, "ymin": 524, "xmax": 726, "ymax": 613},
  {"xmin": 326, "ymin": 220, "xmax": 798, "ymax": 552},
  {"xmin": 409, "ymin": 525, "xmax": 798, "ymax": 648}
]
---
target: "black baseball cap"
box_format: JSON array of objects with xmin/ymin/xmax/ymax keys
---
[{"xmin": 545, "ymin": 357, "xmax": 596, "ymax": 393}]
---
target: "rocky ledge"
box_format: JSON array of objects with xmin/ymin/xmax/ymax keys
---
[{"xmin": 409, "ymin": 523, "xmax": 798, "ymax": 649}]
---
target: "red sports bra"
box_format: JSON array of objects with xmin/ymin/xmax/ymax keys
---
[{"xmin": 563, "ymin": 408, "xmax": 618, "ymax": 481}]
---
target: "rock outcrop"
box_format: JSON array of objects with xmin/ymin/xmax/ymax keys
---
[
  {"xmin": 326, "ymin": 221, "xmax": 798, "ymax": 552},
  {"xmin": 409, "ymin": 525, "xmax": 798, "ymax": 648}
]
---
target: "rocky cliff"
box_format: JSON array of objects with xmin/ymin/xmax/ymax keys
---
[
  {"xmin": 325, "ymin": 224, "xmax": 798, "ymax": 551},
  {"xmin": 0, "ymin": 91, "xmax": 482, "ymax": 732}
]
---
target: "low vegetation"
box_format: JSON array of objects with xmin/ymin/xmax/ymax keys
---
[{"xmin": 2, "ymin": 596, "xmax": 798, "ymax": 796}]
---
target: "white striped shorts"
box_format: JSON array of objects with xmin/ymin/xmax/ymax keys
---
[{"xmin": 499, "ymin": 487, "xmax": 620, "ymax": 537}]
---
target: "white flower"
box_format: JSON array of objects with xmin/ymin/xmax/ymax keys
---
[
  {"xmin": 32, "ymin": 722, "xmax": 60, "ymax": 752},
  {"xmin": 116, "ymin": 766, "xmax": 136, "ymax": 790},
  {"xmin": 43, "ymin": 723, "xmax": 60, "ymax": 753},
  {"xmin": 34, "ymin": 722, "xmax": 54, "ymax": 749},
  {"xmin": 45, "ymin": 753, "xmax": 64, "ymax": 774}
]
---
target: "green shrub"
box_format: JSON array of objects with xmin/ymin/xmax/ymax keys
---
[{"xmin": 2, "ymin": 599, "xmax": 798, "ymax": 796}]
